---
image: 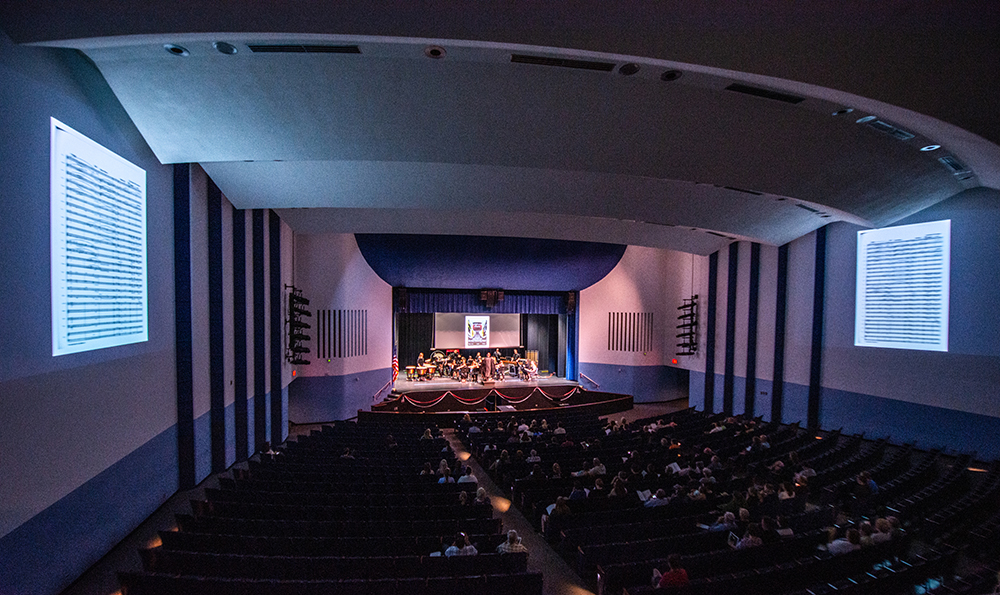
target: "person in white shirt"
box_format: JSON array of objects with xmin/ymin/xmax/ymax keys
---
[
  {"xmin": 444, "ymin": 532, "xmax": 478, "ymax": 557},
  {"xmin": 457, "ymin": 466, "xmax": 477, "ymax": 483},
  {"xmin": 496, "ymin": 530, "xmax": 528, "ymax": 555}
]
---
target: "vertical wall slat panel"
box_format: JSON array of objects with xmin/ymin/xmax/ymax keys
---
[
  {"xmin": 207, "ymin": 180, "xmax": 226, "ymax": 473},
  {"xmin": 252, "ymin": 209, "xmax": 266, "ymax": 449},
  {"xmin": 232, "ymin": 209, "xmax": 248, "ymax": 461},
  {"xmin": 745, "ymin": 243, "xmax": 761, "ymax": 418},
  {"xmin": 173, "ymin": 164, "xmax": 195, "ymax": 489},
  {"xmin": 808, "ymin": 226, "xmax": 827, "ymax": 429},
  {"xmin": 268, "ymin": 211, "xmax": 284, "ymax": 444},
  {"xmin": 772, "ymin": 244, "xmax": 789, "ymax": 423},
  {"xmin": 704, "ymin": 251, "xmax": 718, "ymax": 413},
  {"xmin": 723, "ymin": 242, "xmax": 739, "ymax": 415}
]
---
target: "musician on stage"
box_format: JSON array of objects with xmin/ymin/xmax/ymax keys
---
[
  {"xmin": 521, "ymin": 358, "xmax": 538, "ymax": 381},
  {"xmin": 480, "ymin": 351, "xmax": 496, "ymax": 384},
  {"xmin": 417, "ymin": 352, "xmax": 425, "ymax": 367},
  {"xmin": 511, "ymin": 349, "xmax": 520, "ymax": 361}
]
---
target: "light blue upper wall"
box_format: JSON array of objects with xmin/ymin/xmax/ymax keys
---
[{"xmin": 0, "ymin": 33, "xmax": 177, "ymax": 595}]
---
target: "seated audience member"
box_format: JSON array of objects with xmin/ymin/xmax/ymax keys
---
[
  {"xmin": 828, "ymin": 527, "xmax": 861, "ymax": 555},
  {"xmin": 527, "ymin": 463, "xmax": 547, "ymax": 482},
  {"xmin": 438, "ymin": 468, "xmax": 455, "ymax": 484},
  {"xmin": 775, "ymin": 515, "xmax": 795, "ymax": 538},
  {"xmin": 607, "ymin": 476, "xmax": 628, "ymax": 498},
  {"xmin": 420, "ymin": 462, "xmax": 435, "ymax": 477},
  {"xmin": 526, "ymin": 449, "xmax": 542, "ymax": 463},
  {"xmin": 858, "ymin": 520, "xmax": 875, "ymax": 547},
  {"xmin": 569, "ymin": 480, "xmax": 588, "ymax": 501},
  {"xmin": 457, "ymin": 466, "xmax": 478, "ymax": 484},
  {"xmin": 887, "ymin": 516, "xmax": 904, "ymax": 539},
  {"xmin": 734, "ymin": 524, "xmax": 763, "ymax": 549},
  {"xmin": 589, "ymin": 477, "xmax": 608, "ymax": 499},
  {"xmin": 474, "ymin": 487, "xmax": 489, "ymax": 505},
  {"xmin": 541, "ymin": 496, "xmax": 571, "ymax": 537},
  {"xmin": 760, "ymin": 517, "xmax": 781, "ymax": 544},
  {"xmin": 872, "ymin": 518, "xmax": 893, "ymax": 544},
  {"xmin": 340, "ymin": 447, "xmax": 355, "ymax": 459},
  {"xmin": 645, "ymin": 488, "xmax": 671, "ymax": 507},
  {"xmin": 421, "ymin": 428, "xmax": 434, "ymax": 440},
  {"xmin": 496, "ymin": 530, "xmax": 529, "ymax": 555},
  {"xmin": 652, "ymin": 554, "xmax": 690, "ymax": 589},
  {"xmin": 444, "ymin": 532, "xmax": 478, "ymax": 557},
  {"xmin": 550, "ymin": 462, "xmax": 563, "ymax": 479},
  {"xmin": 458, "ymin": 490, "xmax": 470, "ymax": 506},
  {"xmin": 709, "ymin": 512, "xmax": 737, "ymax": 532},
  {"xmin": 553, "ymin": 422, "xmax": 567, "ymax": 435}
]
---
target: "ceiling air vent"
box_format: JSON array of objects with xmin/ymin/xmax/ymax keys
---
[
  {"xmin": 510, "ymin": 54, "xmax": 615, "ymax": 72},
  {"xmin": 866, "ymin": 120, "xmax": 915, "ymax": 141},
  {"xmin": 725, "ymin": 83, "xmax": 805, "ymax": 104},
  {"xmin": 795, "ymin": 204, "xmax": 821, "ymax": 214},
  {"xmin": 724, "ymin": 186, "xmax": 763, "ymax": 196},
  {"xmin": 938, "ymin": 156, "xmax": 970, "ymax": 175},
  {"xmin": 247, "ymin": 44, "xmax": 361, "ymax": 54}
]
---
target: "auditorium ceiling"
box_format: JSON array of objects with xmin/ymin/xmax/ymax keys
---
[{"xmin": 3, "ymin": 1, "xmax": 998, "ymax": 255}]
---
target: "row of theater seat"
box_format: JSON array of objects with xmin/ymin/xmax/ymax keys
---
[
  {"xmin": 120, "ymin": 571, "xmax": 543, "ymax": 595},
  {"xmin": 160, "ymin": 528, "xmax": 505, "ymax": 557},
  {"xmin": 141, "ymin": 548, "xmax": 528, "ymax": 580},
  {"xmin": 121, "ymin": 418, "xmax": 544, "ymax": 595}
]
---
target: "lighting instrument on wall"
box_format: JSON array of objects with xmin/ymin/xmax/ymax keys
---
[
  {"xmin": 285, "ymin": 285, "xmax": 312, "ymax": 365},
  {"xmin": 676, "ymin": 295, "xmax": 698, "ymax": 356}
]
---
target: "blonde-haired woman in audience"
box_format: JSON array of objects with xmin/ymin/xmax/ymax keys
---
[{"xmin": 872, "ymin": 518, "xmax": 893, "ymax": 544}]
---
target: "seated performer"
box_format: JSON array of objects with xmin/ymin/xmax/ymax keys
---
[
  {"xmin": 521, "ymin": 359, "xmax": 538, "ymax": 381},
  {"xmin": 416, "ymin": 352, "xmax": 425, "ymax": 367},
  {"xmin": 511, "ymin": 349, "xmax": 520, "ymax": 361}
]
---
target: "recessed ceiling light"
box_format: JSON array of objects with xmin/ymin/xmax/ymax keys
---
[
  {"xmin": 856, "ymin": 115, "xmax": 877, "ymax": 124},
  {"xmin": 921, "ymin": 145, "xmax": 941, "ymax": 152},
  {"xmin": 164, "ymin": 44, "xmax": 189, "ymax": 56},
  {"xmin": 424, "ymin": 45, "xmax": 446, "ymax": 59},
  {"xmin": 660, "ymin": 69, "xmax": 683, "ymax": 82},
  {"xmin": 213, "ymin": 42, "xmax": 238, "ymax": 55},
  {"xmin": 619, "ymin": 63, "xmax": 640, "ymax": 76},
  {"xmin": 832, "ymin": 108, "xmax": 854, "ymax": 116}
]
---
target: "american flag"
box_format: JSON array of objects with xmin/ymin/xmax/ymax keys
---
[{"xmin": 391, "ymin": 346, "xmax": 399, "ymax": 383}]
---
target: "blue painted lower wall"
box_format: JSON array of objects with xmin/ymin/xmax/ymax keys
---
[
  {"xmin": 755, "ymin": 379, "xmax": 773, "ymax": 421},
  {"xmin": 194, "ymin": 409, "xmax": 211, "ymax": 484},
  {"xmin": 225, "ymin": 401, "xmax": 235, "ymax": 468},
  {"xmin": 822, "ymin": 387, "xmax": 1000, "ymax": 459},
  {"xmin": 289, "ymin": 368, "xmax": 392, "ymax": 423},
  {"xmin": 688, "ymin": 374, "xmax": 1000, "ymax": 459},
  {"xmin": 783, "ymin": 382, "xmax": 809, "ymax": 427},
  {"xmin": 0, "ymin": 424, "xmax": 178, "ymax": 595},
  {"xmin": 247, "ymin": 395, "xmax": 256, "ymax": 455},
  {"xmin": 689, "ymin": 371, "xmax": 705, "ymax": 411},
  {"xmin": 577, "ymin": 363, "xmax": 687, "ymax": 403}
]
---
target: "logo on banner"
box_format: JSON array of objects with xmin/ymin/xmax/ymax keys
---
[{"xmin": 465, "ymin": 316, "xmax": 489, "ymax": 348}]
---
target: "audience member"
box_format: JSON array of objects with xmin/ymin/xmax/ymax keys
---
[
  {"xmin": 651, "ymin": 554, "xmax": 690, "ymax": 589},
  {"xmin": 496, "ymin": 530, "xmax": 529, "ymax": 555},
  {"xmin": 444, "ymin": 532, "xmax": 478, "ymax": 557}
]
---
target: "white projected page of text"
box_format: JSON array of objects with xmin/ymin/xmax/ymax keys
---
[
  {"xmin": 855, "ymin": 220, "xmax": 950, "ymax": 352},
  {"xmin": 51, "ymin": 118, "xmax": 147, "ymax": 356}
]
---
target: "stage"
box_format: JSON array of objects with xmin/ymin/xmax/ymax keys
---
[
  {"xmin": 368, "ymin": 376, "xmax": 633, "ymax": 417},
  {"xmin": 390, "ymin": 374, "xmax": 573, "ymax": 395}
]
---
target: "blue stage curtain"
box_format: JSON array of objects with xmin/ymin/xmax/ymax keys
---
[{"xmin": 402, "ymin": 289, "xmax": 567, "ymax": 315}]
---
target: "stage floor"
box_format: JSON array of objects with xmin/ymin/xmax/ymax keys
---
[{"xmin": 391, "ymin": 374, "xmax": 576, "ymax": 395}]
